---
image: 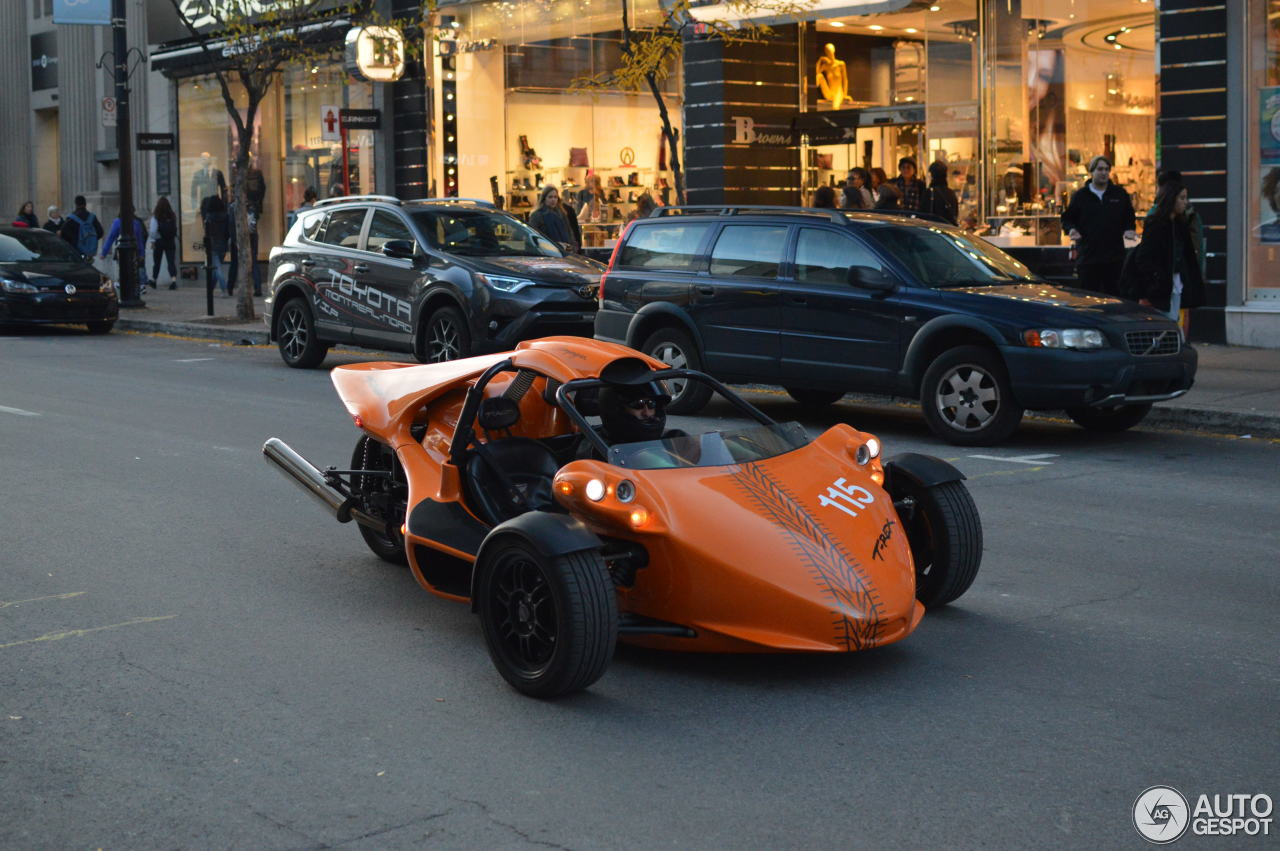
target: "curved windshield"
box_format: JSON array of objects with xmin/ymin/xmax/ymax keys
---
[
  {"xmin": 862, "ymin": 224, "xmax": 1036, "ymax": 287},
  {"xmin": 0, "ymin": 230, "xmax": 84, "ymax": 263},
  {"xmin": 607, "ymin": 421, "xmax": 811, "ymax": 470},
  {"xmin": 408, "ymin": 209, "xmax": 562, "ymax": 258}
]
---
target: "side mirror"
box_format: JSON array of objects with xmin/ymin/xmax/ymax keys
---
[
  {"xmin": 848, "ymin": 265, "xmax": 897, "ymax": 292},
  {"xmin": 557, "ymin": 241, "xmax": 577, "ymax": 255},
  {"xmin": 381, "ymin": 239, "xmax": 416, "ymax": 259}
]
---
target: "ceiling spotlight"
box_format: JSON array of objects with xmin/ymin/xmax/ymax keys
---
[
  {"xmin": 829, "ymin": 20, "xmax": 845, "ymax": 27},
  {"xmin": 868, "ymin": 24, "xmax": 883, "ymax": 30}
]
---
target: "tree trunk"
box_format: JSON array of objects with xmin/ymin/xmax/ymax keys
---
[
  {"xmin": 232, "ymin": 94, "xmax": 258, "ymax": 322},
  {"xmin": 646, "ymin": 72, "xmax": 686, "ymax": 206}
]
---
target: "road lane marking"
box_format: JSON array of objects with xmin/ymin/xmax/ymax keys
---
[
  {"xmin": 175, "ymin": 357, "xmax": 216, "ymax": 362},
  {"xmin": 966, "ymin": 465, "xmax": 1051, "ymax": 481},
  {"xmin": 0, "ymin": 591, "xmax": 86, "ymax": 609},
  {"xmin": 0, "ymin": 405, "xmax": 40, "ymax": 417},
  {"xmin": 967, "ymin": 453, "xmax": 1059, "ymax": 465},
  {"xmin": 0, "ymin": 616, "xmax": 176, "ymax": 650}
]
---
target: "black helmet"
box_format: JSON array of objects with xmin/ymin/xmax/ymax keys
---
[{"xmin": 599, "ymin": 385, "xmax": 670, "ymax": 444}]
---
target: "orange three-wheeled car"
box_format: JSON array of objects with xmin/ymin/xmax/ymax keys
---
[{"xmin": 263, "ymin": 337, "xmax": 982, "ymax": 697}]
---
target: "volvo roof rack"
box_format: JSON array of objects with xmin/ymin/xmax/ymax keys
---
[
  {"xmin": 649, "ymin": 205, "xmax": 848, "ymax": 224},
  {"xmin": 313, "ymin": 194, "xmax": 402, "ymax": 208},
  {"xmin": 403, "ymin": 197, "xmax": 497, "ymax": 208}
]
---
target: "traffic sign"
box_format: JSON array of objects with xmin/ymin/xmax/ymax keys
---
[{"xmin": 101, "ymin": 96, "xmax": 116, "ymax": 128}]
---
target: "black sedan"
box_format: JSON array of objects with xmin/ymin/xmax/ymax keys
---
[{"xmin": 0, "ymin": 226, "xmax": 118, "ymax": 333}]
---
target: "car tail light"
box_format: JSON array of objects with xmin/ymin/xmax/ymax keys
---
[{"xmin": 353, "ymin": 415, "xmax": 364, "ymax": 429}]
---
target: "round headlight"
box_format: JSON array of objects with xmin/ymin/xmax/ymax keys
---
[
  {"xmin": 585, "ymin": 478, "xmax": 606, "ymax": 501},
  {"xmin": 615, "ymin": 480, "xmax": 635, "ymax": 503}
]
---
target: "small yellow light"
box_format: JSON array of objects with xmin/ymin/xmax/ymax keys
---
[
  {"xmin": 556, "ymin": 481, "xmax": 573, "ymax": 495},
  {"xmin": 629, "ymin": 507, "xmax": 649, "ymax": 528},
  {"xmin": 871, "ymin": 471, "xmax": 884, "ymax": 486},
  {"xmin": 400, "ymin": 524, "xmax": 407, "ymax": 535}
]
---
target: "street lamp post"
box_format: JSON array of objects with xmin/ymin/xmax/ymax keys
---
[{"xmin": 112, "ymin": 0, "xmax": 142, "ymax": 308}]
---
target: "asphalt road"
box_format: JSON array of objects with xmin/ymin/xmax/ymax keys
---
[{"xmin": 2, "ymin": 327, "xmax": 1277, "ymax": 850}]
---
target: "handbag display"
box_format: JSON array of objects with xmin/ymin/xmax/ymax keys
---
[{"xmin": 569, "ymin": 147, "xmax": 589, "ymax": 167}]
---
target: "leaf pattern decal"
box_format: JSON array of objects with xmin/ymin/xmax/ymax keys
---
[{"xmin": 730, "ymin": 462, "xmax": 884, "ymax": 650}]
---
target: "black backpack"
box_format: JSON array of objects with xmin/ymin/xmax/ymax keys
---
[{"xmin": 157, "ymin": 217, "xmax": 177, "ymax": 240}]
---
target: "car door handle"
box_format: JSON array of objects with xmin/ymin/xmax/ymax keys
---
[
  {"xmin": 697, "ymin": 285, "xmax": 715, "ymax": 295},
  {"xmin": 353, "ymin": 264, "xmax": 370, "ymax": 273}
]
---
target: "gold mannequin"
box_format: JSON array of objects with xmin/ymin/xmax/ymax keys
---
[{"xmin": 816, "ymin": 43, "xmax": 848, "ymax": 109}]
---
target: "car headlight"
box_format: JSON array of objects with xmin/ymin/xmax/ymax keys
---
[
  {"xmin": 1, "ymin": 278, "xmax": 37, "ymax": 294},
  {"xmin": 475, "ymin": 273, "xmax": 535, "ymax": 293},
  {"xmin": 1023, "ymin": 328, "xmax": 1106, "ymax": 349}
]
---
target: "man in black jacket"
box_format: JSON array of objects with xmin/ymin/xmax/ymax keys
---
[{"xmin": 1061, "ymin": 155, "xmax": 1136, "ymax": 296}]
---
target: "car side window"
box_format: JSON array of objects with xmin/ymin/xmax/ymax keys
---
[
  {"xmin": 618, "ymin": 223, "xmax": 710, "ymax": 270},
  {"xmin": 794, "ymin": 228, "xmax": 886, "ymax": 285},
  {"xmin": 366, "ymin": 210, "xmax": 415, "ymax": 253},
  {"xmin": 299, "ymin": 211, "xmax": 325, "ymax": 243},
  {"xmin": 319, "ymin": 208, "xmax": 367, "ymax": 249},
  {"xmin": 708, "ymin": 225, "xmax": 788, "ymax": 278}
]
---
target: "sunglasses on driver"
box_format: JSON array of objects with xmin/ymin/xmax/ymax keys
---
[{"xmin": 624, "ymin": 398, "xmax": 660, "ymax": 412}]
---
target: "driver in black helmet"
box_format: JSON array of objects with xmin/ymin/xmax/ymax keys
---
[{"xmin": 598, "ymin": 385, "xmax": 672, "ymax": 445}]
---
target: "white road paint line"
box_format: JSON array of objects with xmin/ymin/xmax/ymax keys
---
[
  {"xmin": 967, "ymin": 453, "xmax": 1059, "ymax": 465},
  {"xmin": 175, "ymin": 357, "xmax": 216, "ymax": 362},
  {"xmin": 0, "ymin": 405, "xmax": 41, "ymax": 417}
]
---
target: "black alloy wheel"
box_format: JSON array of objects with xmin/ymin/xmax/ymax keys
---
[
  {"xmin": 476, "ymin": 539, "xmax": 617, "ymax": 698},
  {"xmin": 419, "ymin": 306, "xmax": 472, "ymax": 364},
  {"xmin": 277, "ymin": 297, "xmax": 329, "ymax": 369},
  {"xmin": 350, "ymin": 436, "xmax": 408, "ymax": 565},
  {"xmin": 1065, "ymin": 403, "xmax": 1153, "ymax": 433},
  {"xmin": 892, "ymin": 478, "xmax": 983, "ymax": 608},
  {"xmin": 641, "ymin": 327, "xmax": 712, "ymax": 415},
  {"xmin": 920, "ymin": 345, "xmax": 1023, "ymax": 446},
  {"xmin": 86, "ymin": 320, "xmax": 114, "ymax": 335},
  {"xmin": 785, "ymin": 387, "xmax": 845, "ymax": 409}
]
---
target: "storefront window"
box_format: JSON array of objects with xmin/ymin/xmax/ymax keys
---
[
  {"xmin": 797, "ymin": 1, "xmax": 1155, "ymax": 250},
  {"xmin": 1249, "ymin": 0, "xmax": 1280, "ymax": 302},
  {"xmin": 176, "ymin": 66, "xmax": 375, "ymax": 266},
  {"xmin": 450, "ymin": 0, "xmax": 681, "ymax": 250}
]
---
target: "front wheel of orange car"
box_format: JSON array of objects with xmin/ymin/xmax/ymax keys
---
[
  {"xmin": 893, "ymin": 479, "xmax": 982, "ymax": 608},
  {"xmin": 476, "ymin": 539, "xmax": 617, "ymax": 698}
]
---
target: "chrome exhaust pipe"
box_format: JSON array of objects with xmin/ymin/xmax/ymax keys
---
[{"xmin": 262, "ymin": 437, "xmax": 385, "ymax": 531}]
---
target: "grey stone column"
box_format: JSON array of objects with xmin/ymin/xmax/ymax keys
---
[
  {"xmin": 0, "ymin": 3, "xmax": 33, "ymax": 215},
  {"xmin": 57, "ymin": 24, "xmax": 102, "ymax": 208}
]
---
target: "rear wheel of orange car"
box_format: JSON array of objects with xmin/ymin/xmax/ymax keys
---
[
  {"xmin": 895, "ymin": 480, "xmax": 982, "ymax": 608},
  {"xmin": 351, "ymin": 436, "xmax": 408, "ymax": 566},
  {"xmin": 476, "ymin": 540, "xmax": 617, "ymax": 698}
]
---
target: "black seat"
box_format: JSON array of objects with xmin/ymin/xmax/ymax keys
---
[{"xmin": 463, "ymin": 438, "xmax": 561, "ymax": 525}]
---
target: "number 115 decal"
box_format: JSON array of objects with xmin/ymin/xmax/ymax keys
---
[{"xmin": 818, "ymin": 477, "xmax": 875, "ymax": 518}]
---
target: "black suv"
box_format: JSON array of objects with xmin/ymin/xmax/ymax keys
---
[
  {"xmin": 594, "ymin": 206, "xmax": 1197, "ymax": 445},
  {"xmin": 265, "ymin": 196, "xmax": 602, "ymax": 368}
]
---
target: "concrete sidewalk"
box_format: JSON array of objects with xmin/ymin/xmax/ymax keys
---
[{"xmin": 113, "ymin": 282, "xmax": 1280, "ymax": 438}]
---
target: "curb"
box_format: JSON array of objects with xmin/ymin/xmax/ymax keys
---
[{"xmin": 115, "ymin": 316, "xmax": 268, "ymax": 345}]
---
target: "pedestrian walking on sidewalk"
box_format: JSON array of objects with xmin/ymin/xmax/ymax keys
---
[
  {"xmin": 841, "ymin": 168, "xmax": 873, "ymax": 210},
  {"xmin": 149, "ymin": 197, "xmax": 179, "ymax": 289},
  {"xmin": 101, "ymin": 205, "xmax": 151, "ymax": 291},
  {"xmin": 59, "ymin": 196, "xmax": 104, "ymax": 256},
  {"xmin": 922, "ymin": 160, "xmax": 959, "ymax": 225},
  {"xmin": 1061, "ymin": 154, "xmax": 1136, "ymax": 296},
  {"xmin": 43, "ymin": 205, "xmax": 64, "ymax": 233},
  {"xmin": 15, "ymin": 201, "xmax": 38, "ymax": 228},
  {"xmin": 812, "ymin": 185, "xmax": 837, "ymax": 209},
  {"xmin": 890, "ymin": 158, "xmax": 926, "ymax": 212},
  {"xmin": 1120, "ymin": 178, "xmax": 1204, "ymax": 321},
  {"xmin": 200, "ymin": 194, "xmax": 230, "ymax": 296},
  {"xmin": 1148, "ymin": 169, "xmax": 1205, "ymax": 279}
]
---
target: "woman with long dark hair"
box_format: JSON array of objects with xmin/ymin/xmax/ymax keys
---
[
  {"xmin": 149, "ymin": 197, "xmax": 179, "ymax": 289},
  {"xmin": 1122, "ymin": 179, "xmax": 1204, "ymax": 320},
  {"xmin": 15, "ymin": 201, "xmax": 38, "ymax": 228}
]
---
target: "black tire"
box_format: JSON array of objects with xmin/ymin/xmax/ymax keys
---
[
  {"xmin": 86, "ymin": 320, "xmax": 114, "ymax": 335},
  {"xmin": 276, "ymin": 297, "xmax": 329, "ymax": 369},
  {"xmin": 785, "ymin": 387, "xmax": 844, "ymax": 408},
  {"xmin": 350, "ymin": 436, "xmax": 408, "ymax": 566},
  {"xmin": 417, "ymin": 305, "xmax": 472, "ymax": 364},
  {"xmin": 476, "ymin": 539, "xmax": 617, "ymax": 698},
  {"xmin": 892, "ymin": 479, "xmax": 982, "ymax": 608},
  {"xmin": 920, "ymin": 345, "xmax": 1023, "ymax": 446},
  {"xmin": 1066, "ymin": 403, "xmax": 1152, "ymax": 433},
  {"xmin": 641, "ymin": 327, "xmax": 712, "ymax": 414}
]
